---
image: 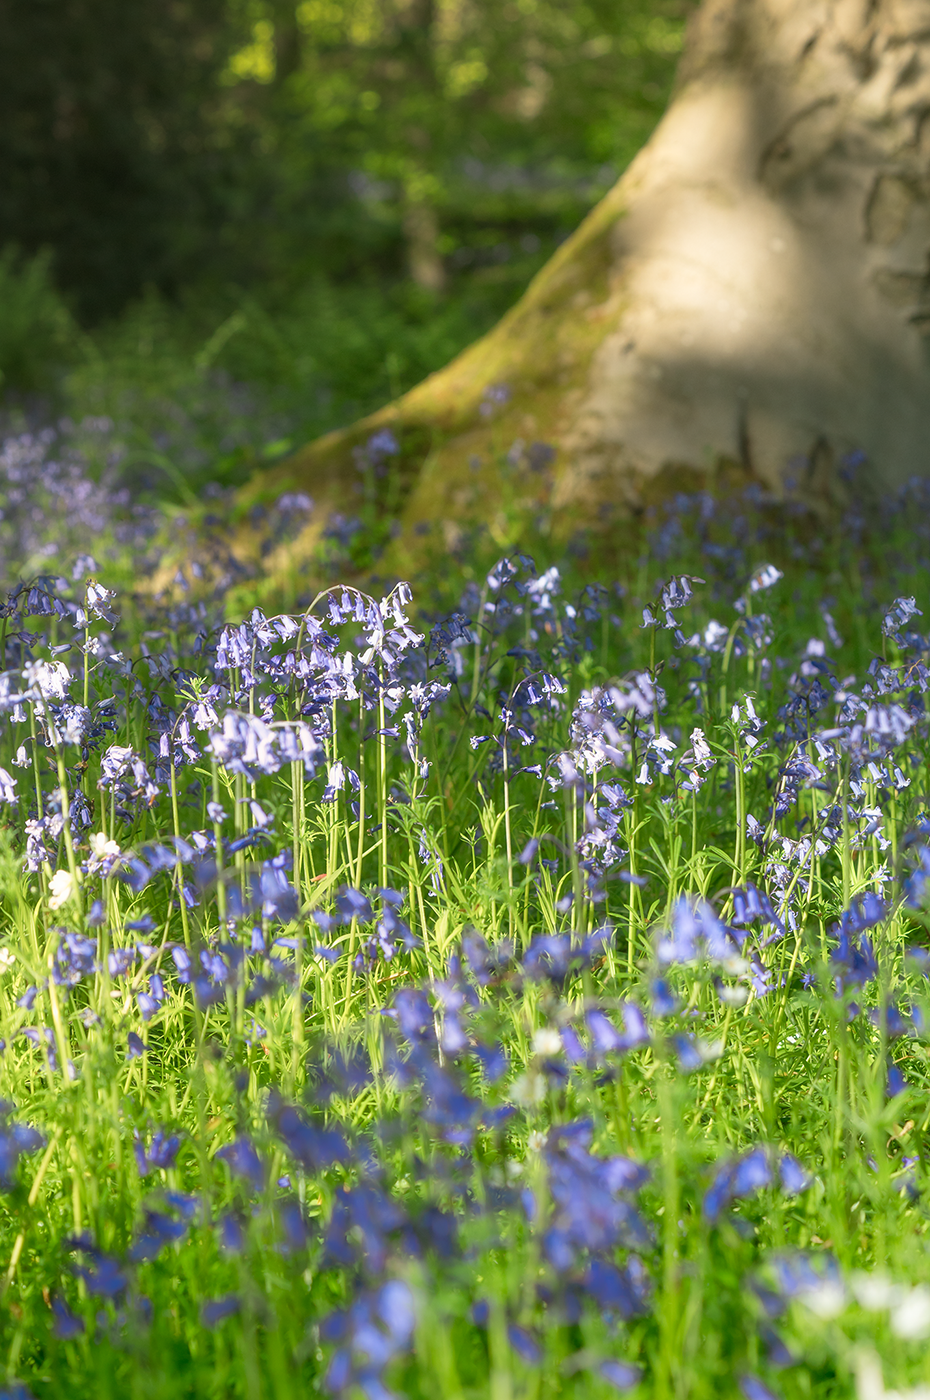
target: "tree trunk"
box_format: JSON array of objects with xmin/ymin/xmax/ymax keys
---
[
  {"xmin": 403, "ymin": 196, "xmax": 446, "ymax": 293},
  {"xmin": 249, "ymin": 0, "xmax": 930, "ymax": 573}
]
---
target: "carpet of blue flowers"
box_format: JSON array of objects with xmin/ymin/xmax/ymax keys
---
[{"xmin": 0, "ymin": 426, "xmax": 929, "ymax": 1400}]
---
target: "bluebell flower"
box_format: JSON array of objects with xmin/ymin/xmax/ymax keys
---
[
  {"xmin": 863, "ymin": 702, "xmax": 913, "ymax": 750},
  {"xmin": 471, "ymin": 1299, "xmax": 490, "ymax": 1327},
  {"xmin": 731, "ymin": 1146, "xmax": 773, "ymax": 1196},
  {"xmin": 896, "ymin": 1155, "xmax": 920, "ymax": 1200},
  {"xmin": 759, "ymin": 1323, "xmax": 793, "ymax": 1368},
  {"xmin": 277, "ymin": 1198, "xmax": 310, "ymax": 1253},
  {"xmin": 830, "ymin": 930, "xmax": 877, "ymax": 996},
  {"xmin": 170, "ymin": 946, "xmax": 192, "ymax": 984},
  {"xmin": 417, "ymin": 833, "xmax": 445, "ymax": 894},
  {"xmin": 704, "ymin": 1146, "xmax": 787, "ymax": 1221},
  {"xmin": 108, "ymin": 947, "xmax": 135, "ymax": 978},
  {"xmin": 201, "ymin": 1294, "xmax": 241, "ymax": 1328},
  {"xmin": 324, "ymin": 1186, "xmax": 406, "ymax": 1274},
  {"xmin": 751, "ymin": 1280, "xmax": 786, "ymax": 1319},
  {"xmin": 777, "ymin": 1153, "xmax": 811, "ymax": 1194},
  {"xmin": 162, "ymin": 1190, "xmax": 199, "ymax": 1222},
  {"xmin": 393, "ymin": 988, "xmax": 435, "ymax": 1043},
  {"xmin": 474, "ymin": 1039, "xmax": 512, "ymax": 1090},
  {"xmin": 598, "ymin": 1360, "xmax": 643, "ymax": 1391},
  {"xmin": 71, "ymin": 1252, "xmax": 127, "ymax": 1299},
  {"xmin": 323, "ymin": 1347, "xmax": 352, "ymax": 1395},
  {"xmin": 268, "ymin": 1093, "xmax": 350, "ymax": 1172},
  {"xmin": 749, "ymin": 956, "xmax": 776, "ymax": 998},
  {"xmin": 414, "ymin": 1204, "xmax": 457, "ymax": 1258},
  {"xmin": 218, "ymin": 1211, "xmax": 245, "ymax": 1253},
  {"xmin": 887, "ymin": 1064, "xmax": 909, "ymax": 1097},
  {"xmin": 440, "ymin": 1010, "xmax": 468, "ymax": 1055},
  {"xmin": 194, "ymin": 975, "xmax": 225, "ymax": 1009},
  {"xmin": 542, "ymin": 1121, "xmax": 651, "ymax": 1267},
  {"xmin": 769, "ymin": 1250, "xmax": 841, "ymax": 1301},
  {"xmin": 334, "ymin": 886, "xmax": 373, "ymax": 923},
  {"xmin": 658, "ymin": 896, "xmax": 737, "ymax": 964},
  {"xmin": 315, "ymin": 1046, "xmax": 372, "ymax": 1103},
  {"xmin": 840, "ymin": 891, "xmax": 886, "ymax": 935},
  {"xmin": 127, "ymin": 1033, "xmax": 146, "ymax": 1059},
  {"xmin": 507, "ymin": 1324, "xmax": 541, "ymax": 1365},
  {"xmin": 518, "ymin": 837, "xmax": 539, "ymax": 865},
  {"xmin": 421, "ymin": 1062, "xmax": 481, "ymax": 1145},
  {"xmin": 731, "ymin": 884, "xmax": 784, "ymax": 938},
  {"xmin": 51, "ymin": 1295, "xmax": 84, "ymax": 1339},
  {"xmin": 462, "ymin": 930, "xmax": 515, "ymax": 986},
  {"xmin": 200, "ymin": 948, "xmax": 231, "ymax": 983},
  {"xmin": 0, "ymin": 1115, "xmax": 44, "ymax": 1189},
  {"xmin": 882, "ymin": 595, "xmax": 923, "ymax": 645},
  {"xmin": 702, "ymin": 1161, "xmax": 736, "ymax": 1224},
  {"xmin": 869, "ymin": 1002, "xmax": 913, "ymax": 1037},
  {"xmin": 121, "ymin": 857, "xmax": 153, "ymax": 894},
  {"xmin": 137, "ymin": 972, "xmax": 166, "ymax": 1023},
  {"xmin": 583, "ymin": 1259, "xmax": 649, "ymax": 1319},
  {"xmin": 601, "ymin": 1155, "xmax": 650, "ymax": 1192},
  {"xmin": 55, "ymin": 931, "xmax": 97, "ymax": 986},
  {"xmin": 260, "ymin": 859, "xmax": 299, "ymax": 922},
  {"xmin": 128, "ymin": 1209, "xmax": 187, "ymax": 1262},
  {"xmin": 650, "ymin": 979, "xmax": 678, "ymax": 1017},
  {"xmin": 375, "ymin": 902, "xmax": 419, "ymax": 956},
  {"xmin": 738, "ymin": 1373, "xmax": 779, "ymax": 1400},
  {"xmin": 904, "ymin": 941, "xmax": 930, "ymax": 974},
  {"xmin": 904, "ymin": 846, "xmax": 930, "ymax": 908},
  {"xmin": 522, "ymin": 931, "xmax": 608, "ymax": 989},
  {"xmin": 559, "ymin": 1025, "xmax": 586, "ymax": 1064},
  {"xmin": 618, "ymin": 1001, "xmax": 650, "ymax": 1049},
  {"xmin": 20, "ymin": 1025, "xmax": 58, "ymax": 1070},
  {"xmin": 134, "ymin": 1129, "xmax": 180, "ymax": 1176},
  {"xmin": 216, "ymin": 1136, "xmax": 265, "ymax": 1191},
  {"xmin": 585, "ymin": 1009, "xmax": 625, "ymax": 1055}
]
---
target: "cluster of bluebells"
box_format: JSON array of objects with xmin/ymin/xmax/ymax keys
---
[
  {"xmin": 4, "ymin": 445, "xmax": 930, "ymax": 1397},
  {"xmin": 28, "ymin": 946, "xmax": 670, "ymax": 1399}
]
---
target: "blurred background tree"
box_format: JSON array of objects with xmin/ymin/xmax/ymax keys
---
[
  {"xmin": 0, "ymin": 0, "xmax": 687, "ymax": 487},
  {"xmin": 234, "ymin": 0, "xmax": 685, "ymax": 291}
]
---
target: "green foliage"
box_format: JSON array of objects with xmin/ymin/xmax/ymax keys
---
[
  {"xmin": 49, "ymin": 260, "xmax": 544, "ymax": 502},
  {"xmin": 235, "ymin": 0, "xmax": 689, "ymax": 289},
  {"xmin": 0, "ymin": 248, "xmax": 76, "ymax": 393},
  {"xmin": 0, "ymin": 0, "xmax": 688, "ymax": 320}
]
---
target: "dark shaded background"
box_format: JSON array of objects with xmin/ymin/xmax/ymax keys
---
[{"xmin": 0, "ymin": 0, "xmax": 687, "ymax": 488}]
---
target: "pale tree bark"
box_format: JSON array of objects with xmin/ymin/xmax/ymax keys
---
[
  {"xmin": 403, "ymin": 196, "xmax": 446, "ymax": 293},
  {"xmin": 247, "ymin": 0, "xmax": 930, "ymax": 575}
]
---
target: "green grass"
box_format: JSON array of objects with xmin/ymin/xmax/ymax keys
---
[{"xmin": 0, "ymin": 449, "xmax": 926, "ymax": 1400}]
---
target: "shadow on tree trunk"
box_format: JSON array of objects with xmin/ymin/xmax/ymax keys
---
[{"xmin": 238, "ymin": 0, "xmax": 930, "ymax": 584}]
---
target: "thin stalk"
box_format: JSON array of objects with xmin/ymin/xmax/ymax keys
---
[
  {"xmin": 502, "ymin": 723, "xmax": 514, "ymax": 937},
  {"xmin": 378, "ymin": 664, "xmax": 388, "ymax": 890},
  {"xmin": 169, "ymin": 739, "xmax": 191, "ymax": 948}
]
